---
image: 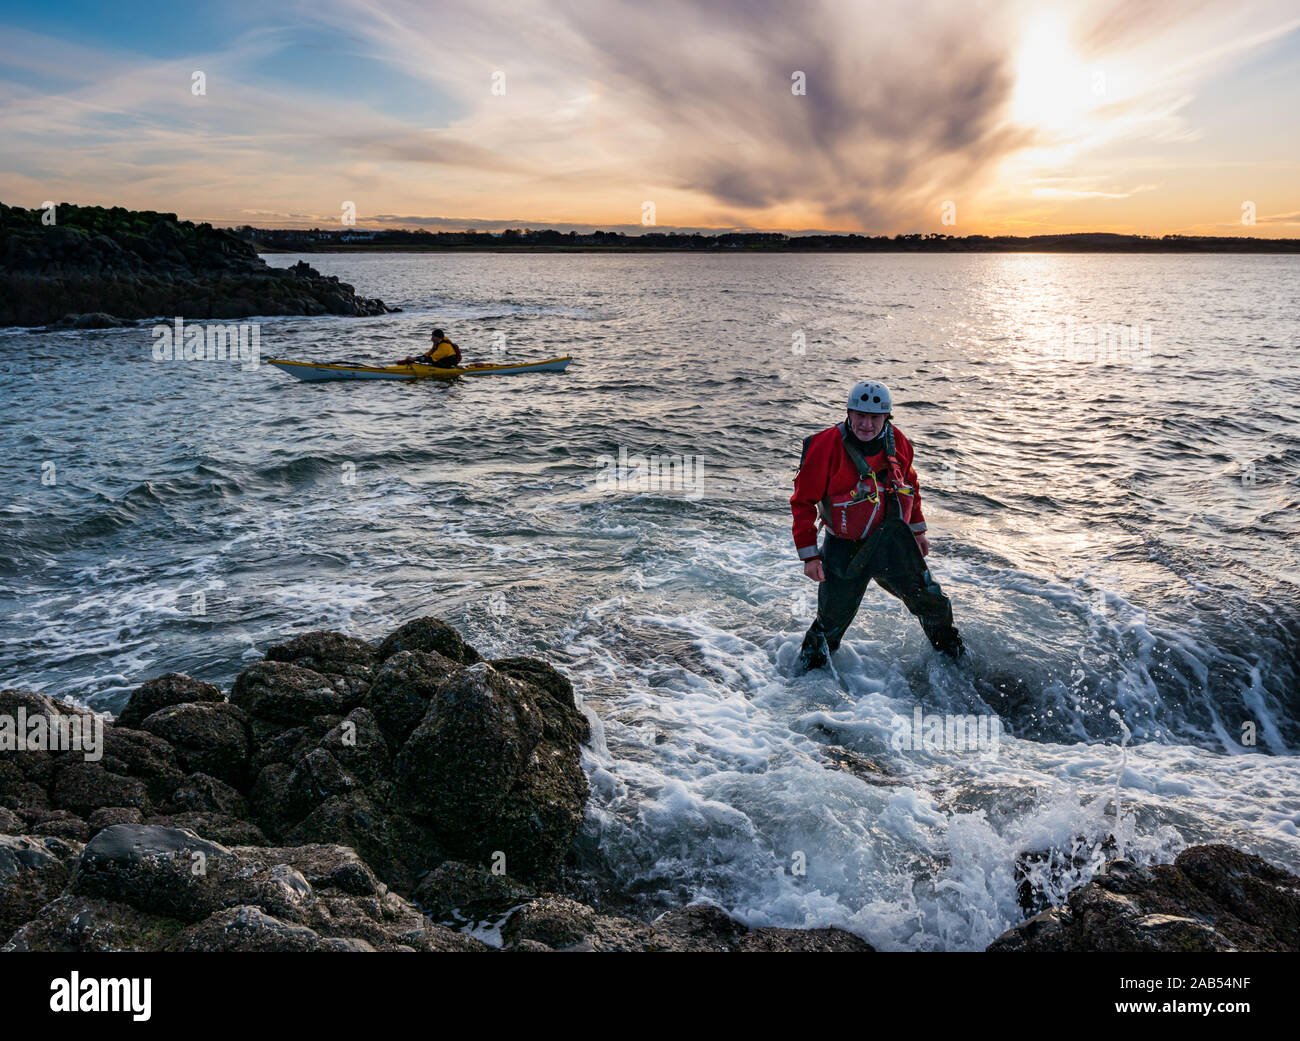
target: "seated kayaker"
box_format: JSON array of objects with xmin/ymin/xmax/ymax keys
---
[{"xmin": 400, "ymin": 328, "xmax": 462, "ymax": 367}]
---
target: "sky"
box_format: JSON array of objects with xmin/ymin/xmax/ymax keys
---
[{"xmin": 0, "ymin": 0, "xmax": 1297, "ymax": 236}]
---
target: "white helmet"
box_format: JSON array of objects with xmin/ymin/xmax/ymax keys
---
[{"xmin": 848, "ymin": 380, "xmax": 892, "ymax": 414}]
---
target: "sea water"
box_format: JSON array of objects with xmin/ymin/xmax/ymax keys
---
[{"xmin": 2, "ymin": 251, "xmax": 1297, "ymax": 949}]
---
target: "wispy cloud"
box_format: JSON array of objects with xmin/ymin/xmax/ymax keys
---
[{"xmin": 0, "ymin": 0, "xmax": 1296, "ymax": 234}]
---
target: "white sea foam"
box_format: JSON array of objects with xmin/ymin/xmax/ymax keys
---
[{"xmin": 6, "ymin": 252, "xmax": 1299, "ymax": 950}]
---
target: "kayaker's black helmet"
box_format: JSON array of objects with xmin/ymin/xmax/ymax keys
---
[{"xmin": 431, "ymin": 327, "xmax": 445, "ymax": 340}]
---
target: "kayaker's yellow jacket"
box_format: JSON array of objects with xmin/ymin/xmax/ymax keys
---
[{"xmin": 420, "ymin": 338, "xmax": 461, "ymax": 367}]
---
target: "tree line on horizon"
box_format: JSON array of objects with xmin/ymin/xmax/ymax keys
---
[
  {"xmin": 233, "ymin": 225, "xmax": 1300, "ymax": 252},
  {"xmin": 3, "ymin": 204, "xmax": 1293, "ymax": 253}
]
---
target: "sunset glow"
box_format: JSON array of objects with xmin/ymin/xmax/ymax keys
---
[{"xmin": 0, "ymin": 0, "xmax": 1296, "ymax": 236}]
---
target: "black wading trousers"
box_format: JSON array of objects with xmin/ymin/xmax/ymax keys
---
[{"xmin": 798, "ymin": 517, "xmax": 964, "ymax": 671}]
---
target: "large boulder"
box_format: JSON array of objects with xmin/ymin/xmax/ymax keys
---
[
  {"xmin": 653, "ymin": 905, "xmax": 751, "ymax": 951},
  {"xmin": 99, "ymin": 727, "xmax": 188, "ymax": 804},
  {"xmin": 283, "ymin": 791, "xmax": 436, "ymax": 895},
  {"xmin": 316, "ymin": 708, "xmax": 391, "ymax": 788},
  {"xmin": 166, "ymin": 904, "xmax": 328, "ymax": 952},
  {"xmin": 395, "ymin": 662, "xmax": 587, "ymax": 882},
  {"xmin": 377, "ymin": 617, "xmax": 481, "ymax": 665},
  {"xmin": 989, "ymin": 845, "xmax": 1300, "ymax": 952},
  {"xmin": 166, "ymin": 773, "xmax": 248, "ymax": 817},
  {"xmin": 4, "ymin": 894, "xmax": 191, "ymax": 952},
  {"xmin": 0, "ymin": 834, "xmax": 82, "ymax": 939},
  {"xmin": 0, "ymin": 689, "xmax": 101, "ymax": 790},
  {"xmin": 489, "ymin": 658, "xmax": 589, "ymax": 746},
  {"xmin": 500, "ymin": 894, "xmax": 598, "ymax": 950},
  {"xmin": 737, "ymin": 927, "xmax": 875, "ymax": 952},
  {"xmin": 5, "ymin": 834, "xmax": 484, "ymax": 953},
  {"xmin": 50, "ymin": 761, "xmax": 150, "ymax": 818},
  {"xmin": 363, "ymin": 650, "xmax": 463, "ymax": 748},
  {"xmin": 23, "ymin": 810, "xmax": 89, "ymax": 841},
  {"xmin": 249, "ymin": 763, "xmax": 296, "ymax": 837},
  {"xmin": 0, "ymin": 688, "xmax": 98, "ymax": 731},
  {"xmin": 413, "ymin": 860, "xmax": 536, "ymax": 924},
  {"xmin": 142, "ymin": 813, "xmax": 267, "ymax": 847},
  {"xmin": 251, "ymin": 716, "xmax": 339, "ymax": 772},
  {"xmin": 239, "ymin": 843, "xmax": 382, "ymax": 897},
  {"xmin": 248, "ymin": 706, "xmax": 390, "ymax": 826},
  {"xmin": 139, "ymin": 703, "xmax": 253, "ymax": 790},
  {"xmin": 115, "ymin": 673, "xmax": 223, "ymax": 729},
  {"xmin": 2, "ymin": 618, "xmax": 596, "ymax": 938},
  {"xmin": 487, "ymin": 748, "xmax": 590, "ymax": 879},
  {"xmin": 87, "ymin": 807, "xmax": 143, "ymax": 830},
  {"xmin": 230, "ymin": 661, "xmax": 356, "ymax": 728},
  {"xmin": 71, "ymin": 824, "xmax": 238, "ymax": 922},
  {"xmin": 283, "ymin": 749, "xmax": 363, "ymax": 822},
  {"xmin": 1, "ymin": 690, "xmax": 111, "ymax": 825},
  {"xmin": 264, "ymin": 631, "xmax": 378, "ymax": 695},
  {"xmin": 497, "ymin": 896, "xmax": 862, "ymax": 952},
  {"xmin": 397, "ymin": 664, "xmax": 543, "ymax": 827}
]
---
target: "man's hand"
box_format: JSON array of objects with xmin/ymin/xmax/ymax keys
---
[
  {"xmin": 914, "ymin": 533, "xmax": 930, "ymax": 557},
  {"xmin": 803, "ymin": 558, "xmax": 825, "ymax": 582}
]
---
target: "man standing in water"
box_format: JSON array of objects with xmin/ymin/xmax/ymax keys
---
[{"xmin": 792, "ymin": 381, "xmax": 964, "ymax": 671}]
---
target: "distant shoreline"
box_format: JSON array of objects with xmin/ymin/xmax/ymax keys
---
[
  {"xmin": 256, "ymin": 243, "xmax": 1300, "ymax": 254},
  {"xmin": 243, "ymin": 229, "xmax": 1300, "ymax": 255}
]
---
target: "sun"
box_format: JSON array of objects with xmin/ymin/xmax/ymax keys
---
[{"xmin": 1011, "ymin": 17, "xmax": 1095, "ymax": 136}]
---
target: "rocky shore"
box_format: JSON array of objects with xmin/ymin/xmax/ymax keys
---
[
  {"xmin": 2, "ymin": 617, "xmax": 1296, "ymax": 952},
  {"xmin": 0, "ymin": 203, "xmax": 393, "ymax": 327}
]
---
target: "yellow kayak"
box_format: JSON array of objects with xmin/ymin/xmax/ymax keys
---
[{"xmin": 267, "ymin": 355, "xmax": 573, "ymax": 382}]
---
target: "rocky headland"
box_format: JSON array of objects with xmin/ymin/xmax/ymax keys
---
[
  {"xmin": 1, "ymin": 617, "xmax": 1296, "ymax": 952},
  {"xmin": 0, "ymin": 202, "xmax": 393, "ymax": 327}
]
